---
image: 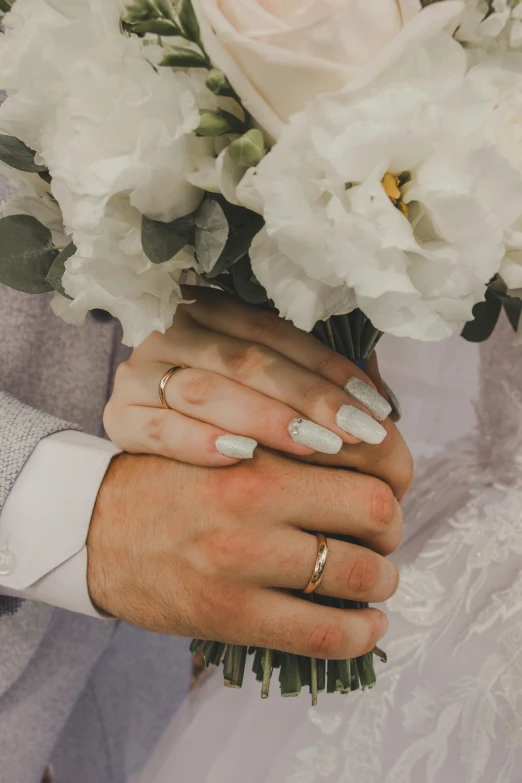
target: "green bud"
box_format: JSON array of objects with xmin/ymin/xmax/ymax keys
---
[
  {"xmin": 205, "ymin": 69, "xmax": 235, "ymax": 98},
  {"xmin": 228, "ymin": 129, "xmax": 266, "ymax": 168},
  {"xmin": 196, "ymin": 110, "xmax": 233, "ymax": 137}
]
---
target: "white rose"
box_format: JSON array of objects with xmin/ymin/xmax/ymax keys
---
[
  {"xmin": 243, "ymin": 32, "xmax": 522, "ymax": 340},
  {"xmin": 192, "ymin": 0, "xmax": 465, "ymax": 139}
]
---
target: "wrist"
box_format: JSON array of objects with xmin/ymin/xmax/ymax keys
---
[{"xmin": 86, "ymin": 453, "xmax": 125, "ymax": 618}]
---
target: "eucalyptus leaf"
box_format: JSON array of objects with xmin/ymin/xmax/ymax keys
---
[
  {"xmin": 0, "ymin": 135, "xmax": 47, "ymax": 174},
  {"xmin": 178, "ymin": 0, "xmax": 201, "ymax": 44},
  {"xmin": 131, "ymin": 19, "xmax": 180, "ymax": 34},
  {"xmin": 461, "ymin": 288, "xmax": 502, "ymax": 343},
  {"xmin": 0, "ymin": 214, "xmax": 58, "ymax": 294},
  {"xmin": 194, "ymin": 200, "xmax": 229, "ymax": 273},
  {"xmin": 500, "ymin": 293, "xmax": 522, "ymax": 333},
  {"xmin": 142, "ymin": 212, "xmax": 195, "ymax": 263},
  {"xmin": 230, "ymin": 257, "xmax": 268, "ymax": 305},
  {"xmin": 206, "ymin": 213, "xmax": 264, "ymax": 279},
  {"xmin": 160, "ymin": 46, "xmax": 208, "ymax": 68},
  {"xmin": 46, "ymin": 241, "xmax": 76, "ymax": 296}
]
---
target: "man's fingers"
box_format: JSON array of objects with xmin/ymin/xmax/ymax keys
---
[
  {"xmin": 247, "ymin": 531, "xmax": 399, "ymax": 604},
  {"xmin": 276, "ymin": 460, "xmax": 403, "ymax": 556},
  {"xmin": 200, "ymin": 589, "xmax": 389, "ymax": 660},
  {"xmin": 301, "ymin": 419, "xmax": 414, "ymax": 501}
]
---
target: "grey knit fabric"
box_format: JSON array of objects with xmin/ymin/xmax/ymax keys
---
[{"xmin": 0, "ymin": 393, "xmax": 77, "ymax": 616}]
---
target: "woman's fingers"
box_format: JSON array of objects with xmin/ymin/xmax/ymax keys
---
[
  {"xmin": 104, "ymin": 400, "xmax": 252, "ymax": 467},
  {"xmin": 165, "ymin": 326, "xmax": 388, "ymax": 448},
  {"xmin": 182, "ymin": 286, "xmax": 390, "ymax": 409},
  {"xmin": 137, "ymin": 363, "xmax": 322, "ymax": 457}
]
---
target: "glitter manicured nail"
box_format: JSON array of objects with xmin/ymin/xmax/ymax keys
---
[
  {"xmin": 344, "ymin": 377, "xmax": 392, "ymax": 421},
  {"xmin": 288, "ymin": 418, "xmax": 343, "ymax": 454},
  {"xmin": 216, "ymin": 435, "xmax": 257, "ymax": 459},
  {"xmin": 336, "ymin": 406, "xmax": 387, "ymax": 445}
]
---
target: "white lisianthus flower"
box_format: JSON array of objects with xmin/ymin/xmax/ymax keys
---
[
  {"xmin": 465, "ymin": 53, "xmax": 522, "ymax": 294},
  {"xmin": 0, "ymin": 0, "xmax": 205, "ymax": 346},
  {"xmin": 457, "ymin": 0, "xmax": 522, "ymax": 52},
  {"xmin": 241, "ymin": 32, "xmax": 522, "ymax": 340},
  {"xmin": 51, "ymin": 198, "xmax": 198, "ymax": 347},
  {"xmin": 192, "ymin": 0, "xmax": 465, "ymax": 139}
]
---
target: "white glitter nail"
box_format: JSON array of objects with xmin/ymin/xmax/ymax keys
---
[
  {"xmin": 336, "ymin": 406, "xmax": 387, "ymax": 445},
  {"xmin": 288, "ymin": 418, "xmax": 343, "ymax": 454},
  {"xmin": 216, "ymin": 435, "xmax": 257, "ymax": 459},
  {"xmin": 344, "ymin": 377, "xmax": 392, "ymax": 421}
]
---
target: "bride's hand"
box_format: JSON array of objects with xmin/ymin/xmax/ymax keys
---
[{"xmin": 105, "ymin": 287, "xmax": 413, "ymax": 499}]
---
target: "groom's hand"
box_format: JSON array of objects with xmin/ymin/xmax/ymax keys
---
[{"xmin": 87, "ymin": 450, "xmax": 401, "ymax": 660}]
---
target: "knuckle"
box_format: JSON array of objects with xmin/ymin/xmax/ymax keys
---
[
  {"xmin": 114, "ymin": 359, "xmax": 134, "ymax": 387},
  {"xmin": 180, "ymin": 370, "xmax": 215, "ymax": 407},
  {"xmin": 344, "ymin": 551, "xmax": 380, "ymax": 595},
  {"xmin": 102, "ymin": 400, "xmax": 119, "ymax": 440},
  {"xmin": 250, "ymin": 311, "xmax": 284, "ymax": 344},
  {"xmin": 225, "ymin": 343, "xmax": 268, "ymax": 378},
  {"xmin": 302, "ymin": 379, "xmax": 332, "ymax": 409},
  {"xmin": 145, "ymin": 411, "xmax": 167, "ymax": 444},
  {"xmin": 306, "ymin": 622, "xmax": 345, "ymax": 659},
  {"xmin": 314, "ymin": 354, "xmax": 339, "ymax": 381},
  {"xmin": 370, "ymin": 482, "xmax": 398, "ymax": 533}
]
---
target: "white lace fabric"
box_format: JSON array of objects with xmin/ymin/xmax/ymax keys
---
[{"xmin": 135, "ymin": 319, "xmax": 522, "ymax": 783}]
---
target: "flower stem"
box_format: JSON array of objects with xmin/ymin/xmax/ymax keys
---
[{"xmin": 261, "ymin": 648, "xmax": 273, "ymax": 699}]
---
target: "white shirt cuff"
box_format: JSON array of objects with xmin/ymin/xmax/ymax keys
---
[{"xmin": 0, "ymin": 430, "xmax": 119, "ymax": 618}]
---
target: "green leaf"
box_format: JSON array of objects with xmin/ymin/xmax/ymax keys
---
[
  {"xmin": 0, "ymin": 0, "xmax": 14, "ymax": 13},
  {"xmin": 0, "ymin": 214, "xmax": 58, "ymax": 294},
  {"xmin": 0, "ymin": 135, "xmax": 47, "ymax": 174},
  {"xmin": 142, "ymin": 212, "xmax": 195, "ymax": 263},
  {"xmin": 159, "ymin": 45, "xmax": 208, "ymax": 68},
  {"xmin": 230, "ymin": 257, "xmax": 268, "ymax": 305},
  {"xmin": 206, "ymin": 212, "xmax": 264, "ymax": 279},
  {"xmin": 46, "ymin": 241, "xmax": 76, "ymax": 296},
  {"xmin": 153, "ymin": 0, "xmax": 175, "ymax": 19},
  {"xmin": 461, "ymin": 288, "xmax": 502, "ymax": 343},
  {"xmin": 131, "ymin": 19, "xmax": 180, "ymax": 35},
  {"xmin": 178, "ymin": 0, "xmax": 201, "ymax": 44},
  {"xmin": 125, "ymin": 0, "xmax": 159, "ymax": 22},
  {"xmin": 194, "ymin": 199, "xmax": 229, "ymax": 273}
]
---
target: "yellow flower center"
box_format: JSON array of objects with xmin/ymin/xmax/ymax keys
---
[{"xmin": 382, "ymin": 173, "xmax": 408, "ymax": 218}]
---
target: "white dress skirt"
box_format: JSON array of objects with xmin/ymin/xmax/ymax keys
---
[{"xmin": 134, "ymin": 319, "xmax": 522, "ymax": 783}]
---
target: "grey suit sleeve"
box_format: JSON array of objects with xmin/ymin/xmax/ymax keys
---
[{"xmin": 0, "ymin": 392, "xmax": 79, "ymax": 616}]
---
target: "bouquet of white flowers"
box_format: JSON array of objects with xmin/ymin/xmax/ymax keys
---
[{"xmin": 2, "ymin": 0, "xmax": 522, "ymax": 702}]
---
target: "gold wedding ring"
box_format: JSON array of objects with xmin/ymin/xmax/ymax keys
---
[
  {"xmin": 304, "ymin": 533, "xmax": 328, "ymax": 595},
  {"xmin": 158, "ymin": 366, "xmax": 186, "ymax": 409}
]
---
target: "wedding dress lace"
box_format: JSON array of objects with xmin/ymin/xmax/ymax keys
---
[{"xmin": 136, "ymin": 321, "xmax": 522, "ymax": 783}]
